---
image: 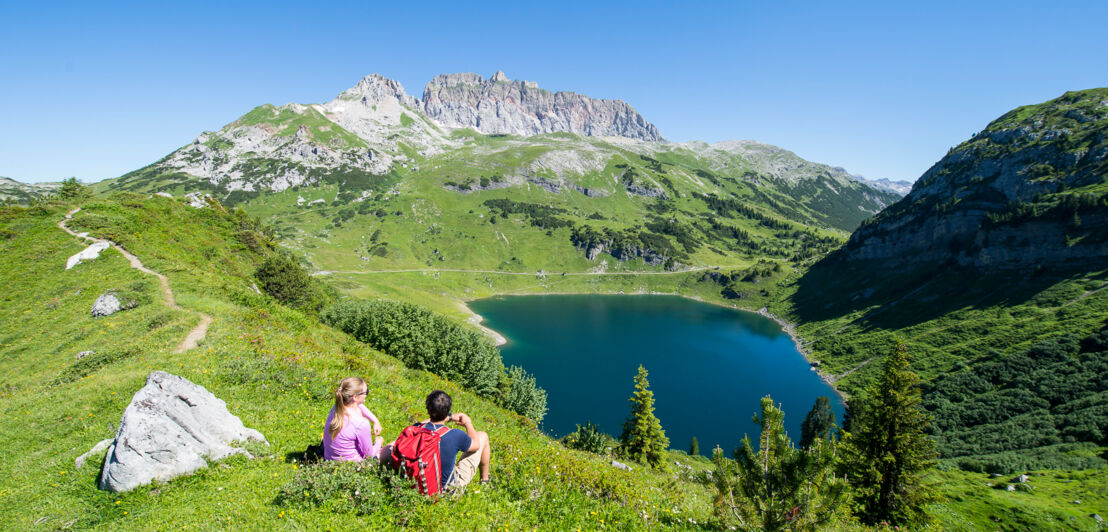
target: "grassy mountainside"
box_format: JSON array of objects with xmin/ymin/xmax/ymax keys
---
[
  {"xmin": 0, "ymin": 196, "xmax": 727, "ymax": 530},
  {"xmin": 2, "ymin": 195, "xmax": 1105, "ymax": 530},
  {"xmin": 99, "ymin": 129, "xmax": 903, "ymax": 324},
  {"xmin": 776, "ymin": 89, "xmax": 1108, "ymax": 473}
]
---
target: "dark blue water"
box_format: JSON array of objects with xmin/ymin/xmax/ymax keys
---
[{"xmin": 469, "ymin": 295, "xmax": 844, "ymax": 457}]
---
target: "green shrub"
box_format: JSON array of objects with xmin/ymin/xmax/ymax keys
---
[
  {"xmin": 255, "ymin": 253, "xmax": 328, "ymax": 312},
  {"xmin": 497, "ymin": 365, "xmax": 548, "ymax": 423},
  {"xmin": 274, "ymin": 461, "xmax": 396, "ymax": 516},
  {"xmin": 321, "ymin": 300, "xmax": 504, "ymax": 396},
  {"xmin": 563, "ymin": 422, "xmax": 609, "ymax": 455}
]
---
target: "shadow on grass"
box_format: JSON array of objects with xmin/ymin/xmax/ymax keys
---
[{"xmin": 789, "ymin": 249, "xmax": 1108, "ymax": 331}]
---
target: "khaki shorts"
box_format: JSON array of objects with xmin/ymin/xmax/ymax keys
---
[{"xmin": 446, "ymin": 450, "xmax": 480, "ymax": 488}]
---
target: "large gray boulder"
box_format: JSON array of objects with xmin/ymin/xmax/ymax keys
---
[
  {"xmin": 90, "ymin": 293, "xmax": 121, "ymax": 317},
  {"xmin": 98, "ymin": 371, "xmax": 267, "ymax": 493}
]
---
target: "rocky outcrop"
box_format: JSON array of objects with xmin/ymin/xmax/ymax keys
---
[
  {"xmin": 98, "ymin": 371, "xmax": 267, "ymax": 493},
  {"xmin": 66, "ymin": 241, "xmax": 111, "ymax": 270},
  {"xmin": 91, "ymin": 293, "xmax": 122, "ymax": 317},
  {"xmin": 836, "ymin": 88, "xmax": 1108, "ymax": 271},
  {"xmin": 421, "ymin": 71, "xmax": 665, "ymax": 141}
]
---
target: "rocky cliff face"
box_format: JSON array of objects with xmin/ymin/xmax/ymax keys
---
[
  {"xmin": 420, "ymin": 71, "xmax": 665, "ymax": 141},
  {"xmin": 838, "ymin": 88, "xmax": 1108, "ymax": 271}
]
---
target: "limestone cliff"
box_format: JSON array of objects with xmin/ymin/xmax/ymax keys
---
[
  {"xmin": 837, "ymin": 88, "xmax": 1108, "ymax": 271},
  {"xmin": 420, "ymin": 71, "xmax": 665, "ymax": 141}
]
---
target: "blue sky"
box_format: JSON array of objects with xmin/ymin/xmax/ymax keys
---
[{"xmin": 2, "ymin": 1, "xmax": 1106, "ymax": 184}]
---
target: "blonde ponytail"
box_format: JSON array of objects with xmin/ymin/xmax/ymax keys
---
[{"xmin": 328, "ymin": 377, "xmax": 366, "ymax": 439}]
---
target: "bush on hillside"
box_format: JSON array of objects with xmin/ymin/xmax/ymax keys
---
[
  {"xmin": 255, "ymin": 253, "xmax": 329, "ymax": 312},
  {"xmin": 563, "ymin": 422, "xmax": 610, "ymax": 455},
  {"xmin": 274, "ymin": 461, "xmax": 426, "ymax": 519},
  {"xmin": 321, "ymin": 300, "xmax": 504, "ymax": 397},
  {"xmin": 497, "ymin": 365, "xmax": 548, "ymax": 423}
]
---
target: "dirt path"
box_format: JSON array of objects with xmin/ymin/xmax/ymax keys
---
[{"xmin": 60, "ymin": 208, "xmax": 212, "ymax": 353}]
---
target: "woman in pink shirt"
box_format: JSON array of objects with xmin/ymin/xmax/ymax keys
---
[{"xmin": 322, "ymin": 377, "xmax": 384, "ymax": 461}]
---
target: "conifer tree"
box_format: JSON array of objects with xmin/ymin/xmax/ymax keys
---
[
  {"xmin": 841, "ymin": 340, "xmax": 938, "ymax": 526},
  {"xmin": 619, "ymin": 365, "xmax": 669, "ymax": 468},
  {"xmin": 689, "ymin": 436, "xmax": 700, "ymax": 456},
  {"xmin": 800, "ymin": 395, "xmax": 836, "ymax": 449},
  {"xmin": 713, "ymin": 396, "xmax": 846, "ymax": 530},
  {"xmin": 56, "ymin": 177, "xmax": 89, "ymax": 200}
]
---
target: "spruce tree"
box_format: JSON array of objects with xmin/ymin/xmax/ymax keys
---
[
  {"xmin": 841, "ymin": 340, "xmax": 938, "ymax": 526},
  {"xmin": 800, "ymin": 395, "xmax": 836, "ymax": 449},
  {"xmin": 619, "ymin": 365, "xmax": 669, "ymax": 468},
  {"xmin": 689, "ymin": 436, "xmax": 700, "ymax": 456},
  {"xmin": 56, "ymin": 177, "xmax": 89, "ymax": 200},
  {"xmin": 713, "ymin": 396, "xmax": 846, "ymax": 530}
]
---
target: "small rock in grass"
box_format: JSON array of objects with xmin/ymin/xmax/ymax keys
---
[
  {"xmin": 91, "ymin": 293, "xmax": 121, "ymax": 317},
  {"xmin": 611, "ymin": 460, "xmax": 632, "ymax": 472},
  {"xmin": 76, "ymin": 351, "xmax": 94, "ymax": 360},
  {"xmin": 75, "ymin": 438, "xmax": 113, "ymax": 469}
]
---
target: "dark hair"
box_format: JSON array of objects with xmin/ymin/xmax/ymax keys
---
[{"xmin": 426, "ymin": 390, "xmax": 452, "ymax": 421}]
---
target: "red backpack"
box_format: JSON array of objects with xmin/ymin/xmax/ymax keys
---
[{"xmin": 391, "ymin": 423, "xmax": 451, "ymax": 496}]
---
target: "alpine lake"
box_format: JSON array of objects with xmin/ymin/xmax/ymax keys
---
[{"xmin": 469, "ymin": 295, "xmax": 845, "ymax": 457}]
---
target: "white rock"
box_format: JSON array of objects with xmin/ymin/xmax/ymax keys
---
[
  {"xmin": 66, "ymin": 241, "xmax": 111, "ymax": 270},
  {"xmin": 155, "ymin": 192, "xmax": 174, "ymax": 199},
  {"xmin": 91, "ymin": 293, "xmax": 121, "ymax": 317},
  {"xmin": 76, "ymin": 438, "xmax": 113, "ymax": 469},
  {"xmin": 611, "ymin": 460, "xmax": 633, "ymax": 472},
  {"xmin": 98, "ymin": 371, "xmax": 267, "ymax": 493}
]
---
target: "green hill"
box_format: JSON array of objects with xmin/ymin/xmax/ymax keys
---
[{"xmin": 777, "ymin": 89, "xmax": 1108, "ymax": 473}]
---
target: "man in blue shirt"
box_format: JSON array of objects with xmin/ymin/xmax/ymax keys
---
[{"xmin": 422, "ymin": 390, "xmax": 491, "ymax": 490}]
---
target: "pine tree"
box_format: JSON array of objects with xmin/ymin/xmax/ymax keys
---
[
  {"xmin": 689, "ymin": 436, "xmax": 700, "ymax": 456},
  {"xmin": 56, "ymin": 177, "xmax": 89, "ymax": 200},
  {"xmin": 800, "ymin": 395, "xmax": 836, "ymax": 449},
  {"xmin": 713, "ymin": 396, "xmax": 846, "ymax": 530},
  {"xmin": 841, "ymin": 340, "xmax": 938, "ymax": 526},
  {"xmin": 619, "ymin": 365, "xmax": 669, "ymax": 468}
]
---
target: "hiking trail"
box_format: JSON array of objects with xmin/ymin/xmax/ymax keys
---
[{"xmin": 59, "ymin": 208, "xmax": 211, "ymax": 353}]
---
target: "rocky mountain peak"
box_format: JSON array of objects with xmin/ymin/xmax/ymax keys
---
[
  {"xmin": 420, "ymin": 71, "xmax": 665, "ymax": 141},
  {"xmin": 333, "ymin": 73, "xmax": 418, "ymax": 108}
]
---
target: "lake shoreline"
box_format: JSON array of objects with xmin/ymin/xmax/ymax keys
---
[{"xmin": 460, "ymin": 290, "xmax": 847, "ymax": 403}]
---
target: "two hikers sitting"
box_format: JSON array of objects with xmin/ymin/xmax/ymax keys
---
[{"xmin": 322, "ymin": 378, "xmax": 491, "ymax": 494}]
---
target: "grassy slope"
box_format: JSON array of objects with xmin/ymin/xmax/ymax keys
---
[
  {"xmin": 2, "ymin": 196, "xmax": 1104, "ymax": 529},
  {"xmin": 0, "ymin": 197, "xmax": 724, "ymax": 531}
]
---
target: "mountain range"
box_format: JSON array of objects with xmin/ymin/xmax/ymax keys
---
[{"xmin": 2, "ymin": 72, "xmax": 1107, "ymax": 529}]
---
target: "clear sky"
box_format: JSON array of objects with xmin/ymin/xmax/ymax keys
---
[{"xmin": 2, "ymin": 1, "xmax": 1106, "ymax": 184}]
